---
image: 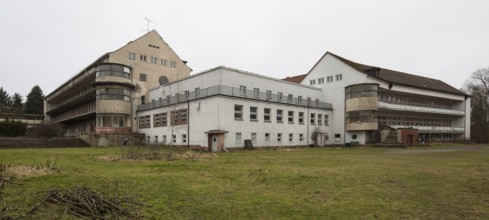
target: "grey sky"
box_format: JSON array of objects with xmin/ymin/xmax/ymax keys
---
[{"xmin": 1, "ymin": 0, "xmax": 488, "ymax": 98}]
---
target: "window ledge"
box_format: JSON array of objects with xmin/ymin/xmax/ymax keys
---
[
  {"xmin": 234, "ymin": 119, "xmax": 244, "ymax": 121},
  {"xmin": 250, "ymin": 119, "xmax": 258, "ymax": 122}
]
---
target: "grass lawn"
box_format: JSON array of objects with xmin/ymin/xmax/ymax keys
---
[{"xmin": 1, "ymin": 144, "xmax": 489, "ymax": 219}]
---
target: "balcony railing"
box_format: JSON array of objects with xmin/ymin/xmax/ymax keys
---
[
  {"xmin": 378, "ymin": 101, "xmax": 465, "ymax": 116},
  {"xmin": 46, "ymin": 87, "xmax": 95, "ymax": 113},
  {"xmin": 138, "ymin": 85, "xmax": 333, "ymax": 111},
  {"xmin": 390, "ymin": 125, "xmax": 465, "ymax": 133}
]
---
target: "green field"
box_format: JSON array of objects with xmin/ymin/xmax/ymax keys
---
[{"xmin": 1, "ymin": 145, "xmax": 489, "ymax": 219}]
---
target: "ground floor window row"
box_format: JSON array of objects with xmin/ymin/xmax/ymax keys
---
[
  {"xmin": 139, "ymin": 108, "xmax": 188, "ymax": 129},
  {"xmin": 378, "ymin": 93, "xmax": 453, "ymax": 110},
  {"xmin": 234, "ymin": 104, "xmax": 329, "ymax": 125},
  {"xmin": 379, "ymin": 116, "xmax": 452, "ymax": 127},
  {"xmin": 96, "ymin": 115, "xmax": 131, "ymax": 128},
  {"xmin": 146, "ymin": 133, "xmax": 187, "ymax": 144},
  {"xmin": 235, "ymin": 132, "xmax": 306, "ymax": 145},
  {"xmin": 66, "ymin": 120, "xmax": 96, "ymax": 134}
]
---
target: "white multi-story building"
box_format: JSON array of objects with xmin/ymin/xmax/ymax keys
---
[
  {"xmin": 297, "ymin": 52, "xmax": 470, "ymax": 145},
  {"xmin": 137, "ymin": 52, "xmax": 470, "ymax": 150},
  {"xmin": 137, "ymin": 66, "xmax": 333, "ymax": 151}
]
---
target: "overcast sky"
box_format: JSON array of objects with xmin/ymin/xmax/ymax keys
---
[{"xmin": 1, "ymin": 0, "xmax": 488, "ymax": 98}]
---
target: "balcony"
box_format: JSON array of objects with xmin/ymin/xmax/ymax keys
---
[
  {"xmin": 346, "ymin": 122, "xmax": 378, "ymax": 131},
  {"xmin": 378, "ymin": 101, "xmax": 465, "ymax": 116},
  {"xmin": 390, "ymin": 125, "xmax": 465, "ymax": 133},
  {"xmin": 46, "ymin": 87, "xmax": 96, "ymax": 114}
]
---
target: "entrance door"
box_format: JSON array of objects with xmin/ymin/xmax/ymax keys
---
[{"xmin": 211, "ymin": 135, "xmax": 218, "ymax": 152}]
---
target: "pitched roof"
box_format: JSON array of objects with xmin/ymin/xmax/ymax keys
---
[
  {"xmin": 313, "ymin": 52, "xmax": 466, "ymax": 96},
  {"xmin": 282, "ymin": 74, "xmax": 307, "ymax": 84}
]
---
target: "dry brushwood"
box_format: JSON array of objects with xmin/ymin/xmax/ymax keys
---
[{"xmin": 29, "ymin": 186, "xmax": 144, "ymax": 219}]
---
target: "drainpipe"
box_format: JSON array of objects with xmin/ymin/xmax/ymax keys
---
[
  {"xmin": 187, "ymin": 100, "xmax": 190, "ymax": 149},
  {"xmin": 307, "ymin": 102, "xmax": 310, "ymax": 147}
]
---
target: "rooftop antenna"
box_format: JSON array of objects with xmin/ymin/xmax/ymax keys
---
[{"xmin": 144, "ymin": 17, "xmax": 156, "ymax": 32}]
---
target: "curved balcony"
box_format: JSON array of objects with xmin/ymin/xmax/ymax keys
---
[{"xmin": 346, "ymin": 97, "xmax": 378, "ymax": 112}]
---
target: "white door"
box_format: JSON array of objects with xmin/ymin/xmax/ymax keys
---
[{"xmin": 211, "ymin": 135, "xmax": 218, "ymax": 152}]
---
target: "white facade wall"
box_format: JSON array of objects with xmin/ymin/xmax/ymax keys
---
[
  {"xmin": 138, "ymin": 96, "xmax": 332, "ymax": 149},
  {"xmin": 302, "ymin": 53, "xmax": 370, "ymax": 144},
  {"xmin": 139, "ymin": 67, "xmax": 332, "ymax": 149},
  {"xmin": 302, "ymin": 53, "xmax": 470, "ymax": 144}
]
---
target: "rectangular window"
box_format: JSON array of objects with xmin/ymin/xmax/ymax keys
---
[
  {"xmin": 154, "ymin": 113, "xmax": 167, "ymax": 127},
  {"xmin": 140, "ymin": 55, "xmax": 147, "ymax": 62},
  {"xmin": 278, "ymin": 92, "xmax": 283, "ymax": 100},
  {"xmin": 154, "ymin": 136, "xmax": 158, "ymax": 143},
  {"xmin": 277, "ymin": 133, "xmax": 282, "ymax": 142},
  {"xmin": 170, "ymin": 61, "xmax": 177, "ymax": 68},
  {"xmin": 310, "ymin": 113, "xmax": 316, "ymax": 124},
  {"xmin": 310, "ymin": 79, "xmax": 316, "ymax": 85},
  {"xmin": 299, "ymin": 112, "xmax": 304, "ymax": 124},
  {"xmin": 141, "ymin": 96, "xmax": 145, "ymax": 104},
  {"xmin": 236, "ymin": 132, "xmax": 242, "ymax": 144},
  {"xmin": 266, "ymin": 90, "xmax": 272, "ymax": 100},
  {"xmin": 151, "ymin": 57, "xmax": 158, "ymax": 64},
  {"xmin": 276, "ymin": 109, "xmax": 283, "ymax": 123},
  {"xmin": 240, "ymin": 86, "xmax": 247, "ymax": 96},
  {"xmin": 182, "ymin": 134, "xmax": 187, "ymax": 143},
  {"xmin": 318, "ymin": 114, "xmax": 323, "ymax": 125},
  {"xmin": 265, "ymin": 133, "xmax": 270, "ymax": 141},
  {"xmin": 138, "ymin": 115, "xmax": 151, "ymax": 128},
  {"xmin": 288, "ymin": 111, "xmax": 294, "ymax": 124},
  {"xmin": 254, "ymin": 88, "xmax": 259, "ymax": 98},
  {"xmin": 140, "ymin": 74, "xmax": 147, "ymax": 81},
  {"xmin": 318, "ymin": 77, "xmax": 324, "ymax": 84},
  {"xmin": 334, "ymin": 134, "xmax": 341, "ymax": 142},
  {"xmin": 161, "ymin": 59, "xmax": 167, "ymax": 66},
  {"xmin": 298, "ymin": 96, "xmax": 302, "ymax": 103},
  {"xmin": 264, "ymin": 108, "xmax": 271, "ymax": 122},
  {"xmin": 300, "ymin": 134, "xmax": 304, "ymax": 141},
  {"xmin": 324, "ymin": 115, "xmax": 329, "ymax": 125},
  {"xmin": 327, "ymin": 76, "xmax": 333, "ymax": 83},
  {"xmin": 251, "ymin": 133, "xmax": 257, "ymax": 144},
  {"xmin": 195, "ymin": 88, "xmax": 200, "ymax": 97},
  {"xmin": 288, "ymin": 94, "xmax": 293, "ymax": 102},
  {"xmin": 161, "ymin": 112, "xmax": 167, "ymax": 126},
  {"xmin": 250, "ymin": 106, "xmax": 258, "ymax": 121},
  {"xmin": 234, "ymin": 105, "xmax": 243, "ymax": 120},
  {"xmin": 185, "ymin": 90, "xmax": 190, "ymax": 99},
  {"xmin": 128, "ymin": 52, "xmax": 136, "ymax": 60},
  {"xmin": 289, "ymin": 133, "xmax": 293, "ymax": 142},
  {"xmin": 172, "ymin": 135, "xmax": 176, "ymax": 143},
  {"xmin": 162, "ymin": 135, "xmax": 167, "ymax": 144},
  {"xmin": 170, "ymin": 109, "xmax": 188, "ymax": 125},
  {"xmin": 336, "ymin": 74, "xmax": 343, "ymax": 81}
]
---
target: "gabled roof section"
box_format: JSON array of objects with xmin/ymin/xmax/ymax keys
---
[
  {"xmin": 282, "ymin": 74, "xmax": 307, "ymax": 84},
  {"xmin": 307, "ymin": 52, "xmax": 466, "ymax": 96}
]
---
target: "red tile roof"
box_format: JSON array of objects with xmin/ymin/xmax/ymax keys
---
[{"xmin": 282, "ymin": 74, "xmax": 307, "ymax": 84}]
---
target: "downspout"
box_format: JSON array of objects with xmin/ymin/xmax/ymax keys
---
[
  {"xmin": 187, "ymin": 100, "xmax": 190, "ymax": 148},
  {"xmin": 307, "ymin": 102, "xmax": 310, "ymax": 147}
]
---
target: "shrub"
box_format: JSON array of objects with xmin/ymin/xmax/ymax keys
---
[
  {"xmin": 0, "ymin": 120, "xmax": 27, "ymax": 137},
  {"xmin": 26, "ymin": 124, "xmax": 64, "ymax": 138}
]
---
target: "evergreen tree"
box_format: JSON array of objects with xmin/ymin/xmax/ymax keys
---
[
  {"xmin": 0, "ymin": 87, "xmax": 12, "ymax": 113},
  {"xmin": 24, "ymin": 85, "xmax": 45, "ymax": 114},
  {"xmin": 11, "ymin": 93, "xmax": 24, "ymax": 113}
]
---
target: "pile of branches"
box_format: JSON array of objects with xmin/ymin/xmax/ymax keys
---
[{"xmin": 30, "ymin": 186, "xmax": 144, "ymax": 219}]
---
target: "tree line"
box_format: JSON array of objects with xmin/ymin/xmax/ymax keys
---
[
  {"xmin": 463, "ymin": 67, "xmax": 489, "ymax": 143},
  {"xmin": 0, "ymin": 85, "xmax": 44, "ymax": 115}
]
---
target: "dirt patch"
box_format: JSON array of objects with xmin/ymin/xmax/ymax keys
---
[
  {"xmin": 385, "ymin": 145, "xmax": 488, "ymax": 154},
  {"xmin": 3, "ymin": 165, "xmax": 60, "ymax": 178}
]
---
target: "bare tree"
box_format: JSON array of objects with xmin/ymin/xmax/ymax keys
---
[{"xmin": 462, "ymin": 67, "xmax": 489, "ymax": 143}]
